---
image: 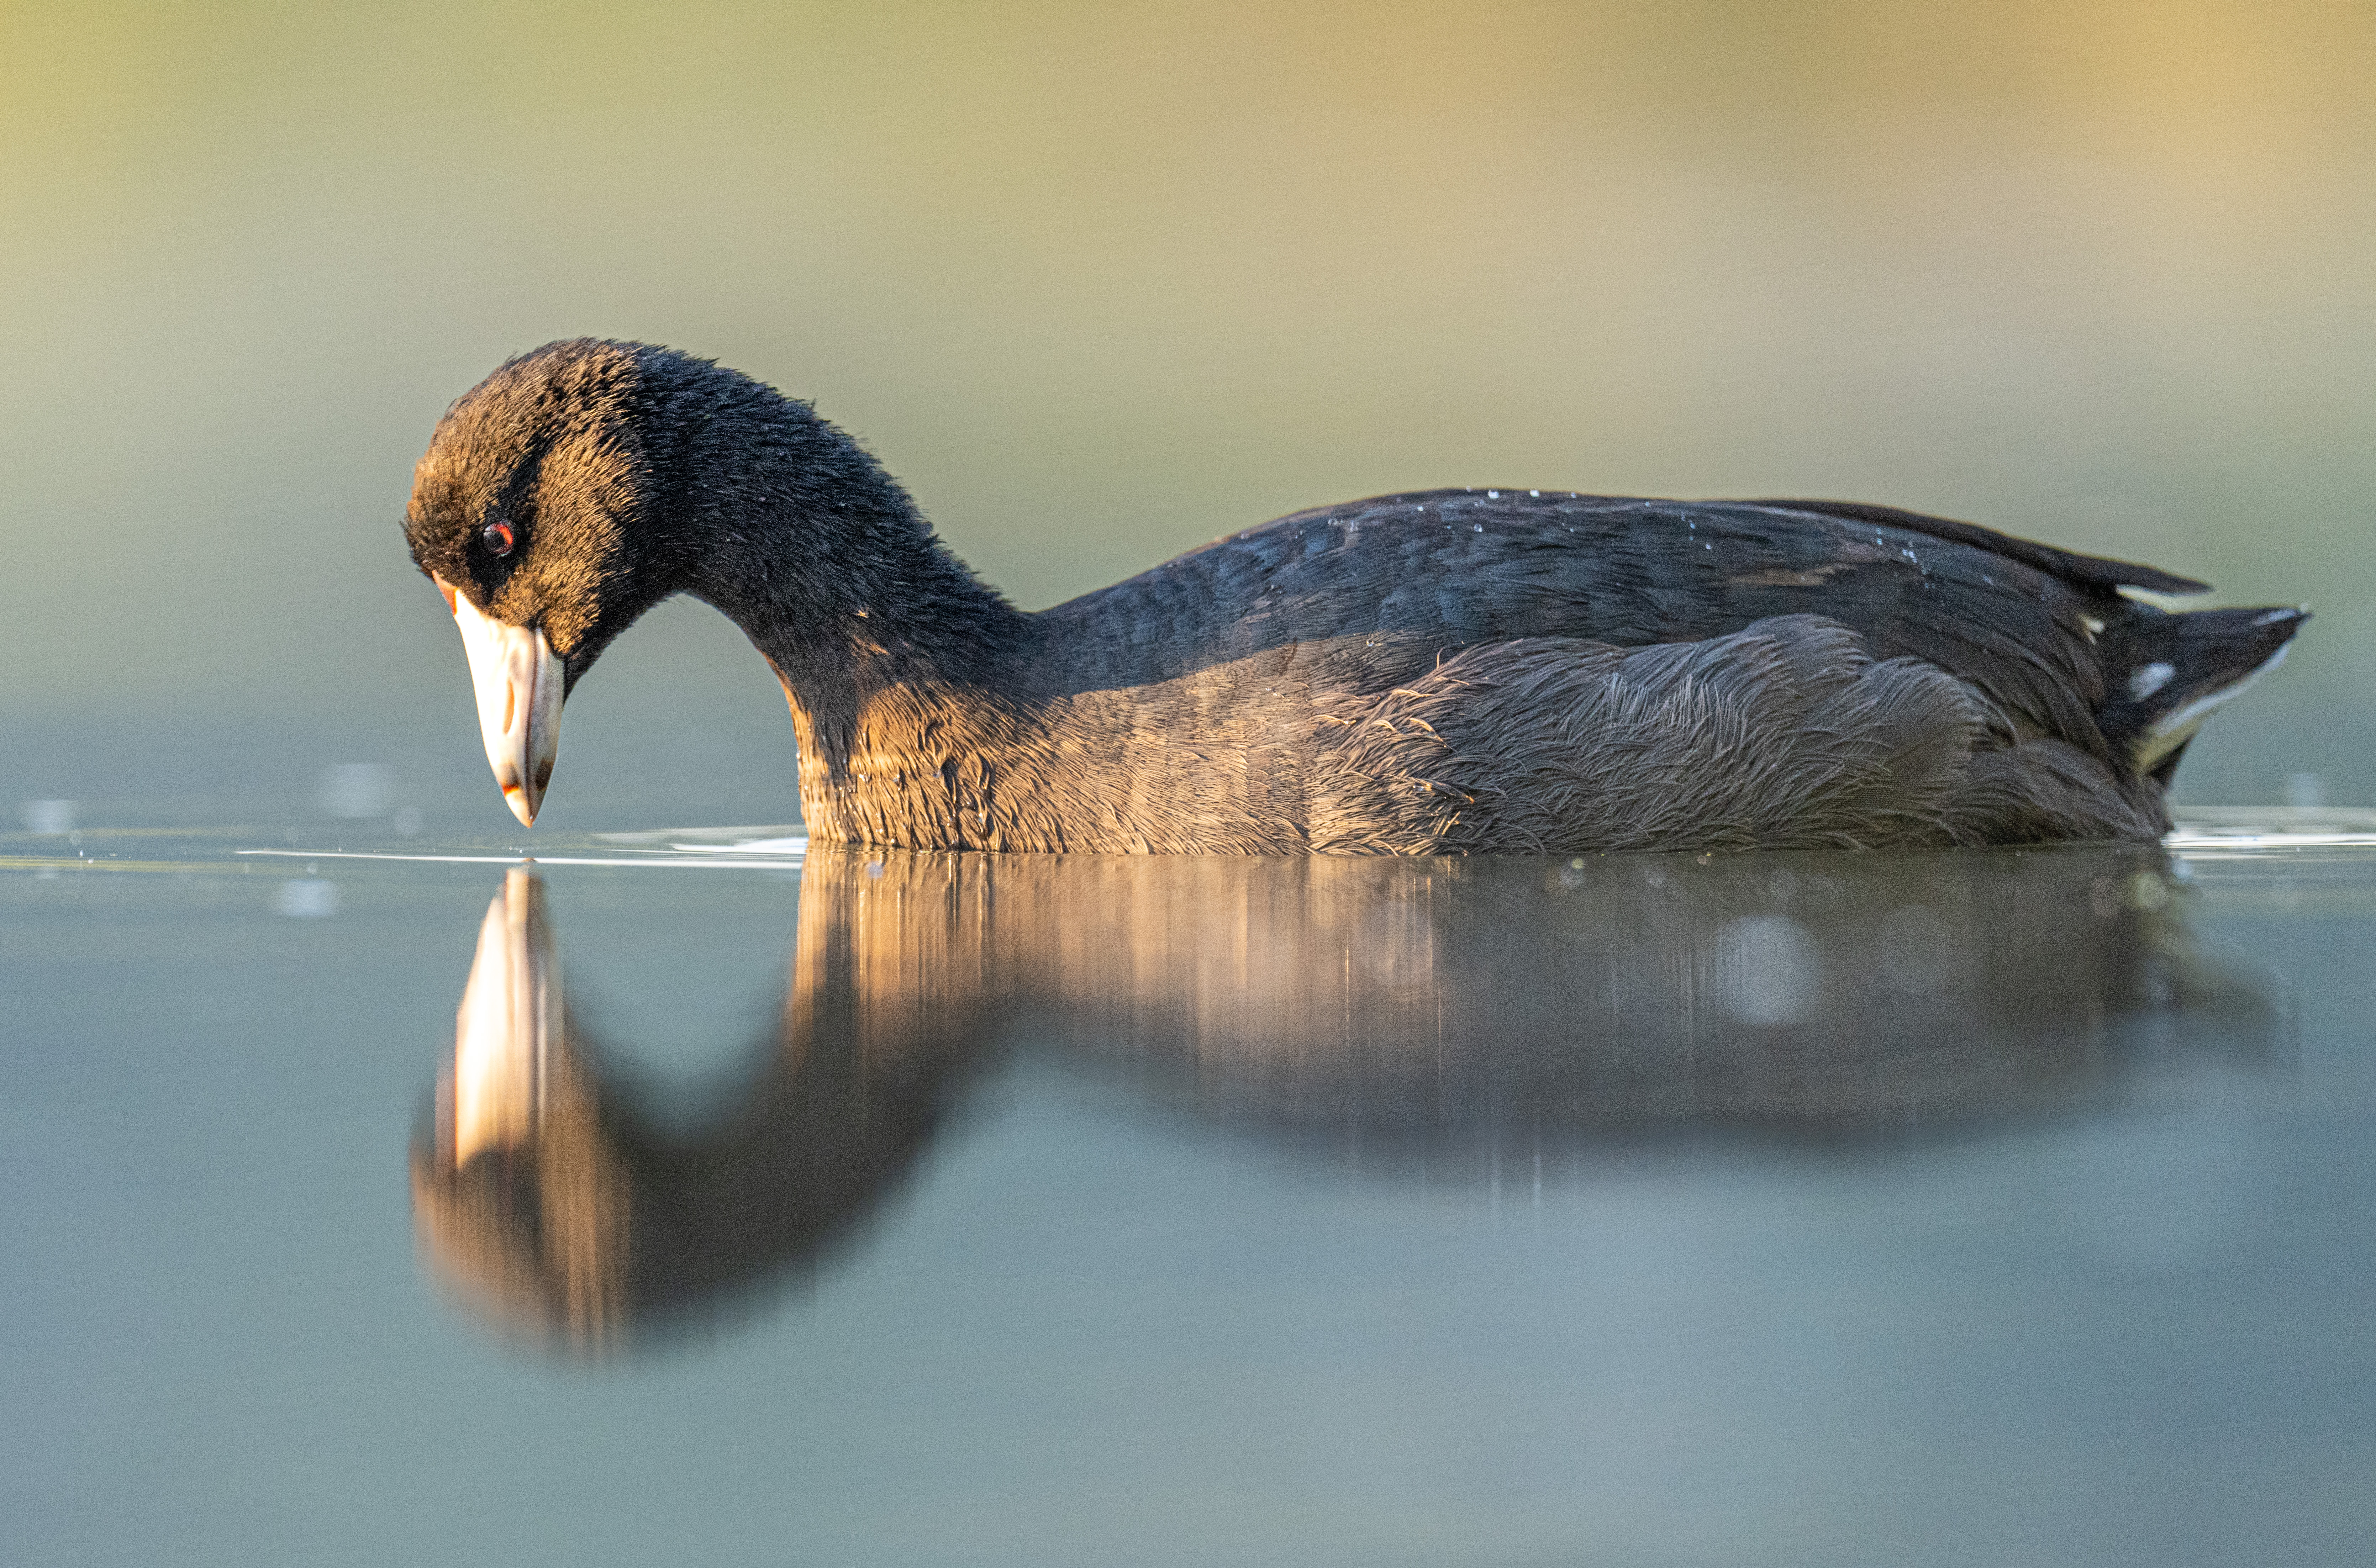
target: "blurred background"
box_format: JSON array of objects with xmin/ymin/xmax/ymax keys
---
[{"xmin": 3, "ymin": 0, "xmax": 2370, "ymax": 834}]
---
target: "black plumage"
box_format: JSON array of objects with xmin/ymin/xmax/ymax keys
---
[{"xmin": 404, "ymin": 339, "xmax": 2306, "ymax": 852}]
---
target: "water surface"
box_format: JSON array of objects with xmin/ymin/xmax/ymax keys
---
[{"xmin": 4, "ymin": 816, "xmax": 2373, "ymax": 1566}]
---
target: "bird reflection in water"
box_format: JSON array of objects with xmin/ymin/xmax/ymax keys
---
[{"xmin": 412, "ymin": 848, "xmax": 2287, "ymax": 1353}]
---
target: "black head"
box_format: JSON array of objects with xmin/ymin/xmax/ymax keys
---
[
  {"xmin": 405, "ymin": 338, "xmax": 692, "ymax": 689},
  {"xmin": 406, "ymin": 340, "xmax": 1013, "ymax": 825}
]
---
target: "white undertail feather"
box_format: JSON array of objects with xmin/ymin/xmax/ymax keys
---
[{"xmin": 2134, "ymin": 641, "xmax": 2292, "ymax": 775}]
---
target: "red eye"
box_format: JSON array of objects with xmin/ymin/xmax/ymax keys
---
[{"xmin": 481, "ymin": 519, "xmax": 515, "ymax": 556}]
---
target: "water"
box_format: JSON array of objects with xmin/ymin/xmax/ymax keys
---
[{"xmin": 5, "ymin": 816, "xmax": 2373, "ymax": 1566}]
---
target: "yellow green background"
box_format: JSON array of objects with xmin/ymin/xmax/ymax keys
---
[{"xmin": 4, "ymin": 0, "xmax": 2369, "ymax": 825}]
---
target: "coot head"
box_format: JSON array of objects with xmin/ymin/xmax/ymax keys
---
[
  {"xmin": 404, "ymin": 340, "xmax": 684, "ymax": 823},
  {"xmin": 410, "ymin": 339, "xmax": 1011, "ymax": 828}
]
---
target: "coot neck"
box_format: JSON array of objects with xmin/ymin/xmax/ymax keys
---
[{"xmin": 658, "ymin": 384, "xmax": 1038, "ymax": 713}]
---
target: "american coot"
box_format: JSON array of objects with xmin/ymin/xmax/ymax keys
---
[{"xmin": 404, "ymin": 339, "xmax": 2305, "ymax": 851}]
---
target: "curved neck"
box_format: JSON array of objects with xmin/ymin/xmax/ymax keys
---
[
  {"xmin": 663, "ymin": 396, "xmax": 1030, "ymax": 674},
  {"xmin": 694, "ymin": 487, "xmax": 1034, "ymax": 701},
  {"xmin": 640, "ymin": 372, "xmax": 1038, "ymax": 827}
]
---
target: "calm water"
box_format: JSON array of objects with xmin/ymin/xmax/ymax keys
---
[{"xmin": 5, "ymin": 814, "xmax": 2374, "ymax": 1567}]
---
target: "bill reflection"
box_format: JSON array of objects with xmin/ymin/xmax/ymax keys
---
[{"xmin": 412, "ymin": 849, "xmax": 2286, "ymax": 1354}]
